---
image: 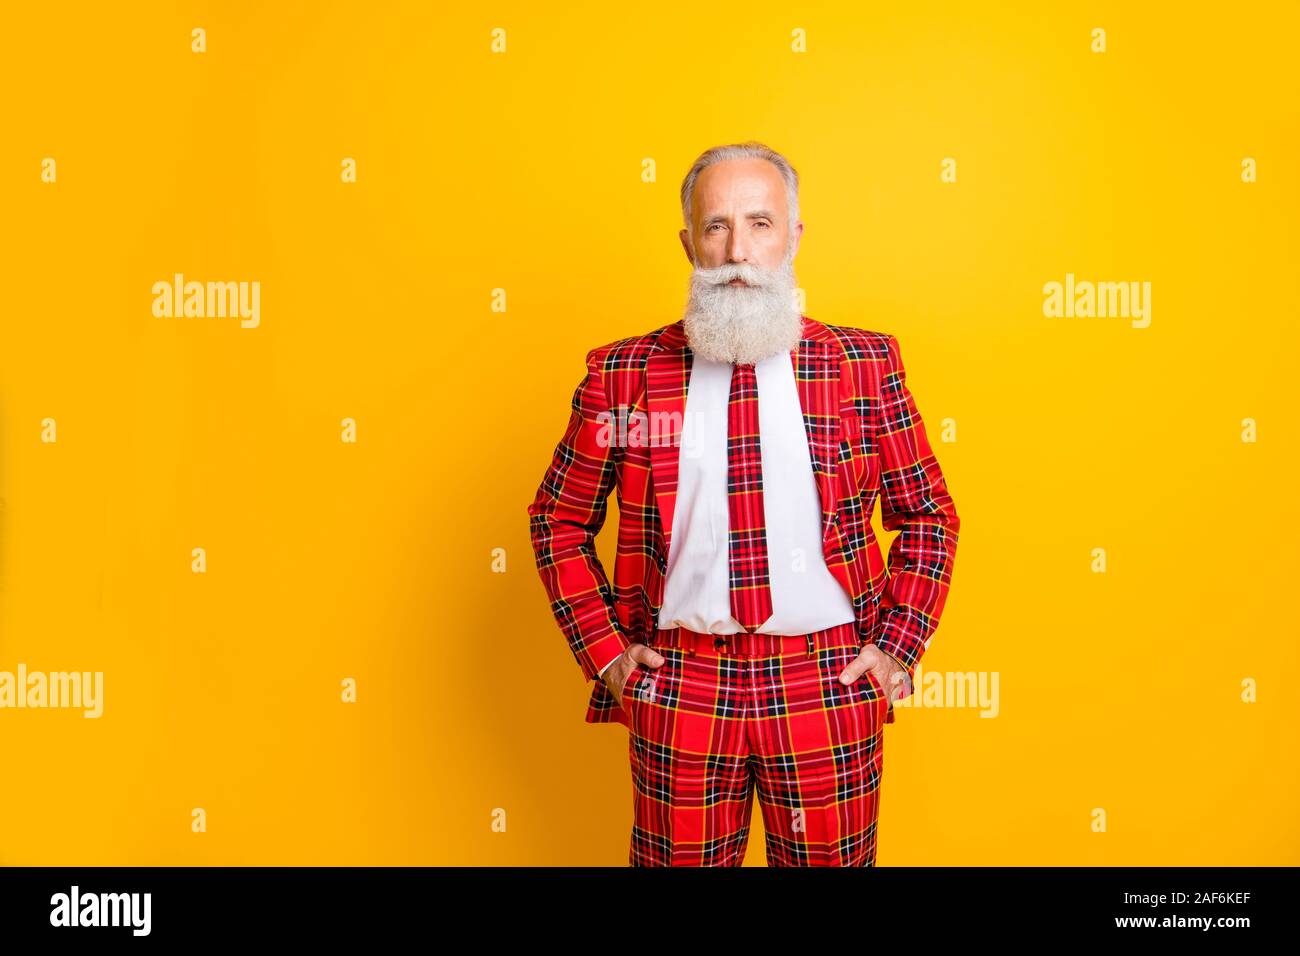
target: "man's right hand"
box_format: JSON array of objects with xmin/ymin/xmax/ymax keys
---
[{"xmin": 604, "ymin": 644, "xmax": 667, "ymax": 708}]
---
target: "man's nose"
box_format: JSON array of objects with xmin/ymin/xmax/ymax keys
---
[{"xmin": 725, "ymin": 230, "xmax": 751, "ymax": 265}]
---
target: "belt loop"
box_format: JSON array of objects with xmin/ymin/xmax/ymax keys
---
[
  {"xmin": 687, "ymin": 631, "xmax": 697, "ymax": 658},
  {"xmin": 806, "ymin": 633, "xmax": 816, "ymax": 658}
]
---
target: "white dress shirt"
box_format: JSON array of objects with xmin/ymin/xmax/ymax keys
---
[{"xmin": 598, "ymin": 350, "xmax": 855, "ymax": 677}]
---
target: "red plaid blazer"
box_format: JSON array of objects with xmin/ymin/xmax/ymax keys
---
[{"xmin": 527, "ymin": 315, "xmax": 960, "ymax": 725}]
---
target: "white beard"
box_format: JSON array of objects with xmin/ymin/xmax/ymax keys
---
[{"xmin": 681, "ymin": 256, "xmax": 804, "ymax": 365}]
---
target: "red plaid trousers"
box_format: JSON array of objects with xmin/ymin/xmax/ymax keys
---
[{"xmin": 621, "ymin": 621, "xmax": 888, "ymax": 866}]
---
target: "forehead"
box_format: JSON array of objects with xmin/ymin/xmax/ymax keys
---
[{"xmin": 691, "ymin": 158, "xmax": 786, "ymax": 218}]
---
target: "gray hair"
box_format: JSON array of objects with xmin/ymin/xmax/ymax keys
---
[{"xmin": 679, "ymin": 141, "xmax": 800, "ymax": 231}]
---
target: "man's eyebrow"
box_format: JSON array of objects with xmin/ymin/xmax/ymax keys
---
[{"xmin": 702, "ymin": 209, "xmax": 777, "ymax": 225}]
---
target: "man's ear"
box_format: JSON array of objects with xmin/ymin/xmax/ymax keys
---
[{"xmin": 679, "ymin": 228, "xmax": 694, "ymax": 265}]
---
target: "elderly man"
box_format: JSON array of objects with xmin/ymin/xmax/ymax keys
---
[{"xmin": 527, "ymin": 141, "xmax": 960, "ymax": 866}]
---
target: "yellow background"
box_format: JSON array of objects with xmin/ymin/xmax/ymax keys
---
[{"xmin": 1, "ymin": 1, "xmax": 1296, "ymax": 865}]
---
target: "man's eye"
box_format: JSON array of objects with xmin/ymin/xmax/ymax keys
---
[{"xmin": 755, "ymin": 221, "xmax": 770, "ymax": 228}]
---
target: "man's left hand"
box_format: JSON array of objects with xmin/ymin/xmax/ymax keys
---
[{"xmin": 838, "ymin": 645, "xmax": 910, "ymax": 704}]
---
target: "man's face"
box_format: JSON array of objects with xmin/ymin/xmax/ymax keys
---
[
  {"xmin": 677, "ymin": 157, "xmax": 806, "ymax": 365},
  {"xmin": 680, "ymin": 157, "xmax": 802, "ymax": 274}
]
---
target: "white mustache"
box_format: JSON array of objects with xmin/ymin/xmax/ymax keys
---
[{"xmin": 692, "ymin": 262, "xmax": 777, "ymax": 287}]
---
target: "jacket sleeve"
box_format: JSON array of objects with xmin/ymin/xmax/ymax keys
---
[
  {"xmin": 874, "ymin": 334, "xmax": 960, "ymax": 694},
  {"xmin": 527, "ymin": 347, "xmax": 629, "ymax": 682}
]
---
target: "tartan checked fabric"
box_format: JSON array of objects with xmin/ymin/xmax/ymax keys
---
[
  {"xmin": 725, "ymin": 362, "xmax": 774, "ymax": 631},
  {"xmin": 623, "ymin": 622, "xmax": 887, "ymax": 866},
  {"xmin": 527, "ymin": 316, "xmax": 960, "ymax": 729}
]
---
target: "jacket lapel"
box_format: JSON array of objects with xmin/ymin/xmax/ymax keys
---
[
  {"xmin": 645, "ymin": 321, "xmax": 692, "ymax": 561},
  {"xmin": 646, "ymin": 317, "xmax": 843, "ymax": 566},
  {"xmin": 792, "ymin": 332, "xmax": 844, "ymax": 548}
]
